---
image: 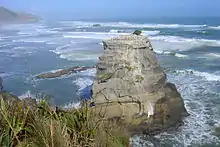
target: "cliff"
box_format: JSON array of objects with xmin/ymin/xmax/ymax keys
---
[
  {"xmin": 92, "ymin": 34, "xmax": 188, "ymax": 134},
  {"xmin": 0, "ymin": 7, "xmax": 38, "ymax": 24}
]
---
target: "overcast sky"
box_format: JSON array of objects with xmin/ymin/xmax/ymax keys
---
[{"xmin": 1, "ymin": 0, "xmax": 220, "ymax": 19}]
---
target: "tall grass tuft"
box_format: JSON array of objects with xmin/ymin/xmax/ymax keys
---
[{"xmin": 0, "ymin": 96, "xmax": 130, "ymax": 147}]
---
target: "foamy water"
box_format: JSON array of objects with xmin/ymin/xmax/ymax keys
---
[
  {"xmin": 208, "ymin": 26, "xmax": 220, "ymax": 30},
  {"xmin": 175, "ymin": 69, "xmax": 220, "ymax": 82},
  {"xmin": 19, "ymin": 90, "xmax": 35, "ymax": 99},
  {"xmin": 60, "ymin": 21, "xmax": 208, "ymax": 29},
  {"xmin": 206, "ymin": 53, "xmax": 220, "ymax": 58},
  {"xmin": 72, "ymin": 68, "xmax": 96, "ymax": 92}
]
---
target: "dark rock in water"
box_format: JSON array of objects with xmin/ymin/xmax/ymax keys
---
[
  {"xmin": 92, "ymin": 34, "xmax": 188, "ymax": 135},
  {"xmin": 37, "ymin": 66, "xmax": 95, "ymax": 79},
  {"xmin": 92, "ymin": 24, "xmax": 101, "ymax": 27},
  {"xmin": 0, "ymin": 76, "xmax": 3, "ymax": 93}
]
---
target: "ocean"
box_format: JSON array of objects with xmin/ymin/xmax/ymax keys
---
[{"xmin": 0, "ymin": 17, "xmax": 220, "ymax": 146}]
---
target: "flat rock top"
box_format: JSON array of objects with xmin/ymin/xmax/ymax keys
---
[{"xmin": 104, "ymin": 35, "xmax": 151, "ymax": 49}]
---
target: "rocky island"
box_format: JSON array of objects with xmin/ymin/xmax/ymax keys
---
[{"xmin": 92, "ymin": 34, "xmax": 188, "ymax": 134}]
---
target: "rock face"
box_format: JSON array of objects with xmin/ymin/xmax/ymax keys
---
[{"xmin": 92, "ymin": 35, "xmax": 187, "ymax": 134}]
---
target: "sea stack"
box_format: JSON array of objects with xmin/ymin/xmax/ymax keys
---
[{"xmin": 92, "ymin": 34, "xmax": 187, "ymax": 134}]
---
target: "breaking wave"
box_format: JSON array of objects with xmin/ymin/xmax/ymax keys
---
[
  {"xmin": 208, "ymin": 26, "xmax": 220, "ymax": 30},
  {"xmin": 60, "ymin": 21, "xmax": 207, "ymax": 29},
  {"xmin": 19, "ymin": 90, "xmax": 36, "ymax": 99},
  {"xmin": 175, "ymin": 69, "xmax": 220, "ymax": 81},
  {"xmin": 151, "ymin": 35, "xmax": 220, "ymax": 52}
]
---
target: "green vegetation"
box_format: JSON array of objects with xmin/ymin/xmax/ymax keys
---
[
  {"xmin": 135, "ymin": 75, "xmax": 144, "ymax": 83},
  {"xmin": 125, "ymin": 65, "xmax": 137, "ymax": 72},
  {"xmin": 98, "ymin": 73, "xmax": 113, "ymax": 82},
  {"xmin": 0, "ymin": 95, "xmax": 130, "ymax": 147},
  {"xmin": 133, "ymin": 30, "xmax": 142, "ymax": 35}
]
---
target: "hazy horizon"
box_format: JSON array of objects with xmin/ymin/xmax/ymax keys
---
[{"xmin": 1, "ymin": 0, "xmax": 220, "ymax": 20}]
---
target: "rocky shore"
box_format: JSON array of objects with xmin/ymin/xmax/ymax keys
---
[{"xmin": 92, "ymin": 34, "xmax": 188, "ymax": 134}]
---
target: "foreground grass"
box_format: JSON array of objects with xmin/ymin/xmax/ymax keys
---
[{"xmin": 0, "ymin": 97, "xmax": 130, "ymax": 147}]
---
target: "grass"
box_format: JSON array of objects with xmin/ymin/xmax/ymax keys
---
[
  {"xmin": 98, "ymin": 73, "xmax": 114, "ymax": 83},
  {"xmin": 0, "ymin": 95, "xmax": 130, "ymax": 147}
]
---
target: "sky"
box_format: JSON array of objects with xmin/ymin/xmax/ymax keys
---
[{"xmin": 0, "ymin": 0, "xmax": 220, "ymax": 20}]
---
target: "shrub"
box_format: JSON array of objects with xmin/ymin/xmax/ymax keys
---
[{"xmin": 133, "ymin": 30, "xmax": 142, "ymax": 35}]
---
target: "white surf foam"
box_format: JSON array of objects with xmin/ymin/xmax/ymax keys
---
[
  {"xmin": 142, "ymin": 30, "xmax": 160, "ymax": 36},
  {"xmin": 57, "ymin": 69, "xmax": 96, "ymax": 110},
  {"xmin": 19, "ymin": 90, "xmax": 35, "ymax": 99},
  {"xmin": 160, "ymin": 51, "xmax": 188, "ymax": 58},
  {"xmin": 72, "ymin": 68, "xmax": 96, "ymax": 91},
  {"xmin": 63, "ymin": 32, "xmax": 220, "ymax": 52},
  {"xmin": 77, "ymin": 68, "xmax": 96, "ymax": 77},
  {"xmin": 175, "ymin": 69, "xmax": 220, "ymax": 81},
  {"xmin": 206, "ymin": 53, "xmax": 220, "ymax": 58},
  {"xmin": 151, "ymin": 35, "xmax": 220, "ymax": 45},
  {"xmin": 12, "ymin": 39, "xmax": 47, "ymax": 43},
  {"xmin": 208, "ymin": 26, "xmax": 220, "ymax": 30},
  {"xmin": 62, "ymin": 101, "xmax": 81, "ymax": 109},
  {"xmin": 108, "ymin": 29, "xmax": 160, "ymax": 36},
  {"xmin": 60, "ymin": 53, "xmax": 100, "ymax": 61},
  {"xmin": 63, "ymin": 31, "xmax": 128, "ymax": 40},
  {"xmin": 175, "ymin": 53, "xmax": 188, "ymax": 58},
  {"xmin": 152, "ymin": 69, "xmax": 220, "ymax": 146},
  {"xmin": 73, "ymin": 77, "xmax": 93, "ymax": 91},
  {"xmin": 60, "ymin": 21, "xmax": 207, "ymax": 29},
  {"xmin": 51, "ymin": 43, "xmax": 101, "ymax": 61},
  {"xmin": 150, "ymin": 35, "xmax": 220, "ymax": 52},
  {"xmin": 109, "ymin": 29, "xmax": 125, "ymax": 33},
  {"xmin": 0, "ymin": 72, "xmax": 13, "ymax": 78}
]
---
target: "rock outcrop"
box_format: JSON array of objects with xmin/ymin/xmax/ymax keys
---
[
  {"xmin": 0, "ymin": 76, "xmax": 3, "ymax": 93},
  {"xmin": 37, "ymin": 66, "xmax": 94, "ymax": 79},
  {"xmin": 92, "ymin": 35, "xmax": 187, "ymax": 134}
]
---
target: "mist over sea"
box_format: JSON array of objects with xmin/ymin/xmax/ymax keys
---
[{"xmin": 1, "ymin": 17, "xmax": 220, "ymax": 146}]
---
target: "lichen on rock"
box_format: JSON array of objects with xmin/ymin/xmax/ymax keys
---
[{"xmin": 92, "ymin": 34, "xmax": 188, "ymax": 135}]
